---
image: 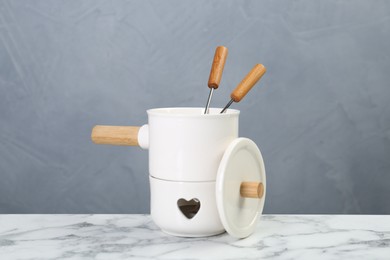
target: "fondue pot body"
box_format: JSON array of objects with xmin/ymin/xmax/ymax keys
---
[
  {"xmin": 144, "ymin": 108, "xmax": 238, "ymax": 236},
  {"xmin": 145, "ymin": 107, "xmax": 239, "ymax": 182}
]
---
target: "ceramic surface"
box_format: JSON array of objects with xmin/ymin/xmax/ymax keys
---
[
  {"xmin": 149, "ymin": 176, "xmax": 225, "ymax": 237},
  {"xmin": 146, "ymin": 107, "xmax": 239, "ymax": 182},
  {"xmin": 216, "ymin": 138, "xmax": 266, "ymax": 238}
]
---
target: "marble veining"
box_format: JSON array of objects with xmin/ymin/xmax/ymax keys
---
[{"xmin": 0, "ymin": 215, "xmax": 389, "ymax": 259}]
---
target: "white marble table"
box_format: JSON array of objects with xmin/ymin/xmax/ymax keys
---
[{"xmin": 0, "ymin": 215, "xmax": 389, "ymax": 259}]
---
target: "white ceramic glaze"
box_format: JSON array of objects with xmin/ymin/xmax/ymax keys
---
[
  {"xmin": 137, "ymin": 124, "xmax": 149, "ymax": 149},
  {"xmin": 146, "ymin": 107, "xmax": 239, "ymax": 182},
  {"xmin": 149, "ymin": 176, "xmax": 225, "ymax": 237},
  {"xmin": 216, "ymin": 138, "xmax": 266, "ymax": 238}
]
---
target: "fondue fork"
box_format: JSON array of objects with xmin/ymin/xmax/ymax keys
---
[
  {"xmin": 204, "ymin": 46, "xmax": 228, "ymax": 114},
  {"xmin": 220, "ymin": 64, "xmax": 266, "ymax": 113}
]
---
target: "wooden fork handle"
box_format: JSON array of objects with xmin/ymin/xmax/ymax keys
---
[
  {"xmin": 208, "ymin": 46, "xmax": 228, "ymax": 89},
  {"xmin": 231, "ymin": 64, "xmax": 266, "ymax": 102}
]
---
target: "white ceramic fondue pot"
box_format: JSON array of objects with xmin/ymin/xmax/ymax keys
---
[{"xmin": 91, "ymin": 107, "xmax": 266, "ymax": 238}]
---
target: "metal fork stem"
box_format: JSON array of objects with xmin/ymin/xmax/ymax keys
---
[
  {"xmin": 204, "ymin": 88, "xmax": 214, "ymax": 114},
  {"xmin": 220, "ymin": 99, "xmax": 234, "ymax": 113}
]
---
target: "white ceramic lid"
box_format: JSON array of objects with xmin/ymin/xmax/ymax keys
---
[{"xmin": 216, "ymin": 138, "xmax": 266, "ymax": 238}]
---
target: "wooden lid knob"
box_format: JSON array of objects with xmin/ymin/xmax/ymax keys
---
[
  {"xmin": 208, "ymin": 46, "xmax": 228, "ymax": 89},
  {"xmin": 231, "ymin": 64, "xmax": 266, "ymax": 102},
  {"xmin": 240, "ymin": 182, "xmax": 264, "ymax": 199}
]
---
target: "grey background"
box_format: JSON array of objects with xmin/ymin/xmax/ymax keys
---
[{"xmin": 1, "ymin": 0, "xmax": 389, "ymax": 214}]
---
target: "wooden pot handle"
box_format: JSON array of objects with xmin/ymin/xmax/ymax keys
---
[
  {"xmin": 240, "ymin": 182, "xmax": 264, "ymax": 199},
  {"xmin": 91, "ymin": 125, "xmax": 140, "ymax": 146}
]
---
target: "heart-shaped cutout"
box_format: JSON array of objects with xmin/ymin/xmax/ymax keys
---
[{"xmin": 177, "ymin": 198, "xmax": 201, "ymax": 219}]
